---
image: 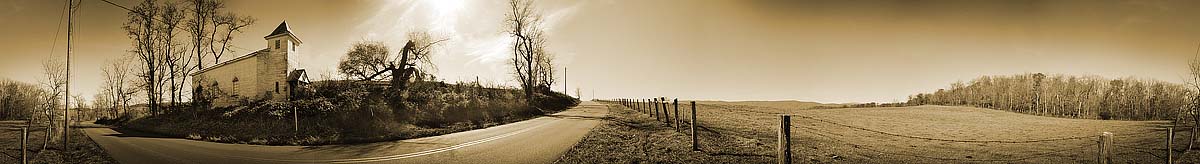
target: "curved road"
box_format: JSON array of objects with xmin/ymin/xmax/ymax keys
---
[{"xmin": 83, "ymin": 101, "xmax": 609, "ymax": 164}]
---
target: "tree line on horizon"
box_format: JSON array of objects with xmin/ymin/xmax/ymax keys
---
[{"xmin": 907, "ymin": 73, "xmax": 1194, "ymax": 121}]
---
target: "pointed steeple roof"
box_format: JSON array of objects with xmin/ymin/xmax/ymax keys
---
[
  {"xmin": 264, "ymin": 21, "xmax": 302, "ymax": 43},
  {"xmin": 267, "ymin": 21, "xmax": 293, "ymax": 37}
]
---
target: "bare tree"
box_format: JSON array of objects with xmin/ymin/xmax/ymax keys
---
[
  {"xmin": 338, "ymin": 41, "xmax": 392, "ymax": 80},
  {"xmin": 184, "ymin": 0, "xmax": 218, "ymax": 69},
  {"xmin": 1185, "ymin": 43, "xmax": 1200, "ymax": 151},
  {"xmin": 39, "ymin": 56, "xmax": 67, "ymax": 150},
  {"xmin": 404, "ymin": 31, "xmax": 449, "ymax": 80},
  {"xmin": 101, "ymin": 57, "xmax": 135, "ymax": 118},
  {"xmin": 208, "ymin": 12, "xmax": 255, "ymax": 64},
  {"xmin": 124, "ymin": 0, "xmax": 168, "ymax": 116},
  {"xmin": 504, "ymin": 0, "xmax": 558, "ymax": 103},
  {"xmin": 92, "ymin": 93, "xmax": 110, "ymax": 119},
  {"xmin": 71, "ymin": 94, "xmax": 86, "ymax": 120},
  {"xmin": 0, "ymin": 79, "xmax": 46, "ymax": 120},
  {"xmin": 178, "ymin": 0, "xmax": 254, "ymax": 111}
]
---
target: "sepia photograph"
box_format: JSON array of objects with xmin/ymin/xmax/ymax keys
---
[{"xmin": 2, "ymin": 0, "xmax": 1200, "ymax": 163}]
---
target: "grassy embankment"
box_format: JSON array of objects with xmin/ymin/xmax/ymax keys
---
[
  {"xmin": 0, "ymin": 121, "xmax": 116, "ymax": 164},
  {"xmin": 112, "ymin": 81, "xmax": 578, "ymax": 145},
  {"xmin": 561, "ymin": 101, "xmax": 1197, "ymax": 163}
]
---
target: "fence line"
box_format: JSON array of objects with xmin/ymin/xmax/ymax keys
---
[{"xmin": 603, "ymin": 99, "xmax": 1172, "ymax": 163}]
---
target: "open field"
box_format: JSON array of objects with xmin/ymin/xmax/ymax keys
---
[
  {"xmin": 0, "ymin": 121, "xmax": 116, "ymax": 164},
  {"xmin": 564, "ymin": 101, "xmax": 1198, "ymax": 163}
]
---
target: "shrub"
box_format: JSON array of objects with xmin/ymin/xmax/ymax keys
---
[{"xmin": 122, "ymin": 79, "xmax": 580, "ymax": 145}]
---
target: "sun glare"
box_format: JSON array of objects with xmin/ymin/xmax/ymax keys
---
[{"xmin": 426, "ymin": 0, "xmax": 465, "ymax": 18}]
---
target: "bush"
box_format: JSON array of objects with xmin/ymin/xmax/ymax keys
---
[{"xmin": 121, "ymin": 80, "xmax": 579, "ymax": 145}]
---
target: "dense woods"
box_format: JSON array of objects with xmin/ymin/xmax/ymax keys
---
[
  {"xmin": 908, "ymin": 73, "xmax": 1193, "ymax": 121},
  {"xmin": 0, "ymin": 79, "xmax": 47, "ymax": 120}
]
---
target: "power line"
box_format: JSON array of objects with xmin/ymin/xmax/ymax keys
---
[
  {"xmin": 98, "ymin": 0, "xmax": 188, "ymax": 32},
  {"xmin": 47, "ymin": 0, "xmax": 68, "ymax": 57},
  {"xmin": 98, "ymin": 0, "xmax": 132, "ymax": 13}
]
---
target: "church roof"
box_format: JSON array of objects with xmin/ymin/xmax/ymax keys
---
[
  {"xmin": 191, "ymin": 49, "xmax": 270, "ymax": 76},
  {"xmin": 267, "ymin": 21, "xmax": 293, "ymax": 38},
  {"xmin": 288, "ymin": 69, "xmax": 310, "ymax": 84},
  {"xmin": 264, "ymin": 21, "xmax": 303, "ymax": 43}
]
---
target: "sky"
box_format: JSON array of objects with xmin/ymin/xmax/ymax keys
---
[{"xmin": 2, "ymin": 0, "xmax": 1200, "ymax": 104}]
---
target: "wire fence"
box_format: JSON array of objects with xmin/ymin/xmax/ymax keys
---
[
  {"xmin": 603, "ymin": 99, "xmax": 1182, "ymax": 163},
  {"xmin": 707, "ymin": 103, "xmax": 1106, "ymax": 162}
]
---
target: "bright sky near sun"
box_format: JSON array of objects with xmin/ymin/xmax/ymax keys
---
[{"xmin": 3, "ymin": 0, "xmax": 1200, "ymax": 104}]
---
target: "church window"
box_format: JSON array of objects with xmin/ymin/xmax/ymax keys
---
[
  {"xmin": 232, "ymin": 77, "xmax": 240, "ymax": 97},
  {"xmin": 275, "ymin": 82, "xmax": 279, "ymax": 93},
  {"xmin": 275, "ymin": 40, "xmax": 280, "ymax": 49}
]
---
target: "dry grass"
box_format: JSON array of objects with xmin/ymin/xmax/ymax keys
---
[
  {"xmin": 564, "ymin": 101, "xmax": 1199, "ymax": 163},
  {"xmin": 0, "ymin": 121, "xmax": 117, "ymax": 164},
  {"xmin": 555, "ymin": 103, "xmax": 772, "ymax": 163}
]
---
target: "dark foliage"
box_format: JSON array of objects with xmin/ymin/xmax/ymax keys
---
[
  {"xmin": 121, "ymin": 80, "xmax": 578, "ymax": 145},
  {"xmin": 908, "ymin": 73, "xmax": 1193, "ymax": 120}
]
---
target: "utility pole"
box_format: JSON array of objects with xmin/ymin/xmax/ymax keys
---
[{"xmin": 64, "ymin": 0, "xmax": 77, "ymax": 150}]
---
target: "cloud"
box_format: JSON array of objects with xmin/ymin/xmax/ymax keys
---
[
  {"xmin": 353, "ymin": 0, "xmax": 585, "ymax": 80},
  {"xmin": 540, "ymin": 1, "xmax": 585, "ymax": 31}
]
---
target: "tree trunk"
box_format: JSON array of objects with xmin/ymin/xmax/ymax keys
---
[
  {"xmin": 42, "ymin": 109, "xmax": 52, "ymax": 150},
  {"xmin": 1190, "ymin": 110, "xmax": 1199, "ymax": 150}
]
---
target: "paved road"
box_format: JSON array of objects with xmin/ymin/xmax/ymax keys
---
[{"xmin": 83, "ymin": 101, "xmax": 609, "ymax": 164}]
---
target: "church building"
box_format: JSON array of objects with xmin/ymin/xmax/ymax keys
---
[{"xmin": 192, "ymin": 21, "xmax": 310, "ymax": 107}]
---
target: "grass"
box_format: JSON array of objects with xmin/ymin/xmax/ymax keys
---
[
  {"xmin": 0, "ymin": 121, "xmax": 117, "ymax": 164},
  {"xmin": 562, "ymin": 101, "xmax": 1199, "ymax": 163},
  {"xmin": 555, "ymin": 103, "xmax": 772, "ymax": 163}
]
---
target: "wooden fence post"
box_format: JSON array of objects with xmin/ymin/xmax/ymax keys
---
[
  {"xmin": 779, "ymin": 115, "xmax": 792, "ymax": 164},
  {"xmin": 1167, "ymin": 127, "xmax": 1174, "ymax": 164},
  {"xmin": 653, "ymin": 98, "xmax": 660, "ymax": 121},
  {"xmin": 22, "ymin": 126, "xmax": 28, "ymax": 164},
  {"xmin": 673, "ymin": 98, "xmax": 680, "ymax": 132},
  {"xmin": 1098, "ymin": 132, "xmax": 1112, "ymax": 164},
  {"xmin": 662, "ymin": 97, "xmax": 671, "ymax": 124},
  {"xmin": 691, "ymin": 101, "xmax": 698, "ymax": 151},
  {"xmin": 655, "ymin": 97, "xmax": 661, "ymax": 121}
]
